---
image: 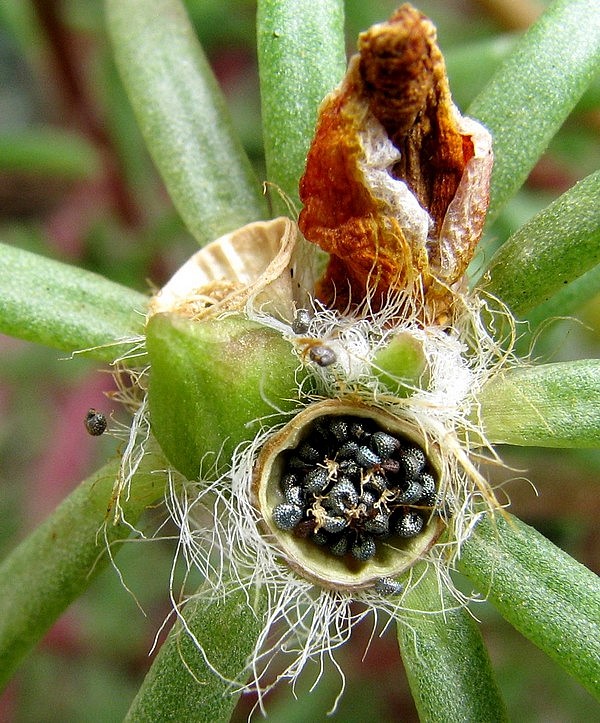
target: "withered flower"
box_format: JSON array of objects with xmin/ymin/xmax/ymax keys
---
[{"xmin": 299, "ymin": 3, "xmax": 493, "ymax": 322}]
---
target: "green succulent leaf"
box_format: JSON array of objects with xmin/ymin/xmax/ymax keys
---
[
  {"xmin": 146, "ymin": 312, "xmax": 304, "ymax": 480},
  {"xmin": 469, "ymin": 0, "xmax": 600, "ymax": 221},
  {"xmin": 482, "ymin": 170, "xmax": 600, "ymax": 315},
  {"xmin": 105, "ymin": 0, "xmax": 267, "ymax": 246},
  {"xmin": 257, "ymin": 0, "xmax": 346, "ymax": 214},
  {"xmin": 0, "ymin": 451, "xmax": 169, "ymax": 689},
  {"xmin": 125, "ymin": 585, "xmax": 264, "ymax": 722},
  {"xmin": 459, "ymin": 514, "xmax": 600, "ymax": 700},
  {"xmin": 398, "ymin": 564, "xmax": 508, "ymax": 722},
  {"xmin": 0, "ymin": 243, "xmax": 147, "ymax": 360},
  {"xmin": 477, "ymin": 359, "xmax": 600, "ymax": 447}
]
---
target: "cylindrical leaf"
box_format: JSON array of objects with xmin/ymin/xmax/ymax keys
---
[
  {"xmin": 478, "ymin": 360, "xmax": 600, "ymax": 447},
  {"xmin": 146, "ymin": 312, "xmax": 304, "ymax": 480},
  {"xmin": 125, "ymin": 586, "xmax": 264, "ymax": 722},
  {"xmin": 468, "ymin": 0, "xmax": 600, "ymax": 221},
  {"xmin": 0, "ymin": 242, "xmax": 147, "ymax": 361},
  {"xmin": 106, "ymin": 0, "xmax": 267, "ymax": 246},
  {"xmin": 0, "ymin": 451, "xmax": 168, "ymax": 688},
  {"xmin": 483, "ymin": 171, "xmax": 600, "ymax": 315},
  {"xmin": 371, "ymin": 332, "xmax": 429, "ymax": 396},
  {"xmin": 458, "ymin": 514, "xmax": 600, "ymax": 700},
  {"xmin": 398, "ymin": 564, "xmax": 508, "ymax": 722},
  {"xmin": 257, "ymin": 0, "xmax": 346, "ymax": 214}
]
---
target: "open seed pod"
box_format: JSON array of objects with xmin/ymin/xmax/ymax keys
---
[
  {"xmin": 253, "ymin": 399, "xmax": 445, "ymax": 591},
  {"xmin": 148, "ymin": 216, "xmax": 314, "ymax": 322}
]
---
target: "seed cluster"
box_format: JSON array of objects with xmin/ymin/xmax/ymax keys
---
[{"xmin": 272, "ymin": 415, "xmax": 440, "ymax": 563}]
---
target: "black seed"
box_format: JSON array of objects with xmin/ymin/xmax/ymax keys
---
[
  {"xmin": 364, "ymin": 512, "xmax": 390, "ymax": 535},
  {"xmin": 375, "ymin": 577, "xmax": 404, "ymax": 596},
  {"xmin": 399, "ymin": 451, "xmax": 424, "ymax": 479},
  {"xmin": 330, "ymin": 535, "xmax": 349, "ymax": 556},
  {"xmin": 396, "ymin": 479, "xmax": 424, "ymax": 505},
  {"xmin": 288, "ymin": 455, "xmax": 311, "ymax": 470},
  {"xmin": 363, "ymin": 472, "xmax": 388, "ymax": 494},
  {"xmin": 337, "ymin": 441, "xmax": 359, "ymax": 460},
  {"xmin": 323, "ymin": 514, "xmax": 347, "ymax": 534},
  {"xmin": 349, "ymin": 421, "xmax": 369, "ymax": 440},
  {"xmin": 339, "ymin": 459, "xmax": 360, "ymax": 478},
  {"xmin": 419, "ymin": 472, "xmax": 437, "ymax": 505},
  {"xmin": 328, "ymin": 480, "xmax": 358, "ymax": 513},
  {"xmin": 272, "ymin": 503, "xmax": 303, "ymax": 530},
  {"xmin": 329, "ymin": 418, "xmax": 349, "ymax": 442},
  {"xmin": 298, "ymin": 441, "xmax": 322, "ymax": 463},
  {"xmin": 370, "ymin": 431, "xmax": 399, "ymax": 459},
  {"xmin": 292, "ymin": 308, "xmax": 311, "ymax": 334},
  {"xmin": 358, "ymin": 490, "xmax": 377, "ymax": 511},
  {"xmin": 395, "ymin": 512, "xmax": 424, "ymax": 538},
  {"xmin": 85, "ymin": 409, "xmax": 106, "ymax": 436},
  {"xmin": 312, "ymin": 529, "xmax": 330, "ymax": 546},
  {"xmin": 356, "ymin": 445, "xmax": 381, "ymax": 468},
  {"xmin": 309, "ymin": 345, "xmax": 337, "ymax": 366},
  {"xmin": 284, "ymin": 485, "xmax": 305, "ymax": 507},
  {"xmin": 351, "ymin": 535, "xmax": 376, "ymax": 561},
  {"xmin": 280, "ymin": 472, "xmax": 299, "ymax": 494},
  {"xmin": 305, "ymin": 468, "xmax": 329, "ymax": 493},
  {"xmin": 314, "ymin": 417, "xmax": 332, "ymax": 440}
]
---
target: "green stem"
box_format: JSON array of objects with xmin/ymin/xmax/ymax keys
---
[
  {"xmin": 0, "ymin": 242, "xmax": 147, "ymax": 361},
  {"xmin": 105, "ymin": 0, "xmax": 267, "ymax": 245},
  {"xmin": 0, "ymin": 451, "xmax": 169, "ymax": 689},
  {"xmin": 458, "ymin": 514, "xmax": 600, "ymax": 700},
  {"xmin": 257, "ymin": 0, "xmax": 346, "ymax": 215},
  {"xmin": 398, "ymin": 564, "xmax": 508, "ymax": 722}
]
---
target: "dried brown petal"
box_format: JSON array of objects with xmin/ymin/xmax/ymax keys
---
[{"xmin": 299, "ymin": 3, "xmax": 493, "ymax": 321}]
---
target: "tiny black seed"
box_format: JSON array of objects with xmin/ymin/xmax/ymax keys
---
[
  {"xmin": 272, "ymin": 503, "xmax": 303, "ymax": 530},
  {"xmin": 284, "ymin": 485, "xmax": 305, "ymax": 507},
  {"xmin": 358, "ymin": 490, "xmax": 377, "ymax": 511},
  {"xmin": 356, "ymin": 445, "xmax": 381, "ymax": 468},
  {"xmin": 323, "ymin": 514, "xmax": 347, "ymax": 534},
  {"xmin": 288, "ymin": 455, "xmax": 311, "ymax": 470},
  {"xmin": 85, "ymin": 409, "xmax": 107, "ymax": 436},
  {"xmin": 337, "ymin": 441, "xmax": 359, "ymax": 460},
  {"xmin": 298, "ymin": 441, "xmax": 322, "ymax": 463},
  {"xmin": 396, "ymin": 479, "xmax": 424, "ymax": 505},
  {"xmin": 305, "ymin": 468, "xmax": 329, "ymax": 493},
  {"xmin": 374, "ymin": 577, "xmax": 404, "ymax": 596},
  {"xmin": 399, "ymin": 451, "xmax": 423, "ymax": 479},
  {"xmin": 328, "ymin": 480, "xmax": 359, "ymax": 513},
  {"xmin": 292, "ymin": 308, "xmax": 311, "ymax": 334},
  {"xmin": 363, "ymin": 472, "xmax": 388, "ymax": 494},
  {"xmin": 395, "ymin": 511, "xmax": 424, "ymax": 538},
  {"xmin": 329, "ymin": 418, "xmax": 349, "ymax": 442},
  {"xmin": 364, "ymin": 512, "xmax": 390, "ymax": 535},
  {"xmin": 380, "ymin": 458, "xmax": 401, "ymax": 475},
  {"xmin": 330, "ymin": 535, "xmax": 349, "ymax": 556},
  {"xmin": 351, "ymin": 535, "xmax": 376, "ymax": 561},
  {"xmin": 280, "ymin": 472, "xmax": 299, "ymax": 493},
  {"xmin": 339, "ymin": 459, "xmax": 360, "ymax": 478},
  {"xmin": 349, "ymin": 422, "xmax": 368, "ymax": 440},
  {"xmin": 312, "ymin": 529, "xmax": 330, "ymax": 546},
  {"xmin": 309, "ymin": 345, "xmax": 337, "ymax": 366},
  {"xmin": 420, "ymin": 472, "xmax": 436, "ymax": 496},
  {"xmin": 370, "ymin": 431, "xmax": 399, "ymax": 459}
]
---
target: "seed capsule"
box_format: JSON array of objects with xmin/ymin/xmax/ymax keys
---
[
  {"xmin": 84, "ymin": 409, "xmax": 107, "ymax": 436},
  {"xmin": 309, "ymin": 345, "xmax": 337, "ymax": 367},
  {"xmin": 395, "ymin": 512, "xmax": 425, "ymax": 538},
  {"xmin": 272, "ymin": 503, "xmax": 303, "ymax": 530}
]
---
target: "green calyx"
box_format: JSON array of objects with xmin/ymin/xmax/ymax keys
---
[{"xmin": 146, "ymin": 312, "xmax": 304, "ymax": 480}]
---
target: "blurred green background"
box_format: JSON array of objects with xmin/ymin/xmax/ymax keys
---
[{"xmin": 0, "ymin": 0, "xmax": 598, "ymax": 720}]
